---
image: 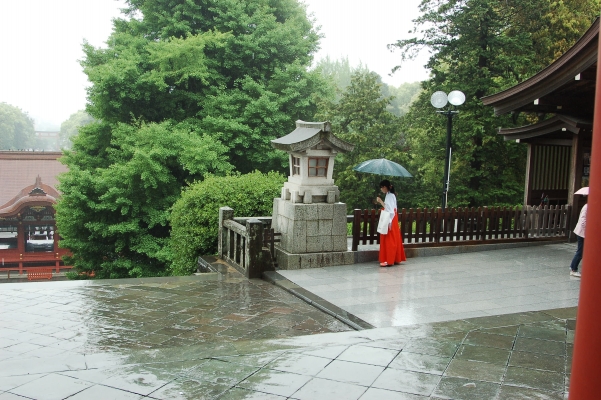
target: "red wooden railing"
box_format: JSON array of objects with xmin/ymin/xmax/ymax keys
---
[{"xmin": 0, "ymin": 248, "xmax": 71, "ymax": 279}]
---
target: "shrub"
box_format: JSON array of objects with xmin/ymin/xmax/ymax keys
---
[{"xmin": 170, "ymin": 171, "xmax": 286, "ymax": 275}]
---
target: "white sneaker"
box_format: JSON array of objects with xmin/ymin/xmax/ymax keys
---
[{"xmin": 570, "ymin": 270, "xmax": 581, "ymax": 278}]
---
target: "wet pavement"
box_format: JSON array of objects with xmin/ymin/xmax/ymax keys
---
[
  {"xmin": 0, "ymin": 265, "xmax": 351, "ymax": 357},
  {"xmin": 0, "ymin": 244, "xmax": 579, "ymax": 399},
  {"xmin": 278, "ymin": 243, "xmax": 580, "ymax": 328},
  {"xmin": 0, "ymin": 305, "xmax": 575, "ymax": 399}
]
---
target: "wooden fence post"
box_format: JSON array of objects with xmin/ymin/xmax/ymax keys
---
[
  {"xmin": 400, "ymin": 208, "xmax": 407, "ymax": 243},
  {"xmin": 370, "ymin": 209, "xmax": 378, "ymax": 244},
  {"xmin": 478, "ymin": 207, "xmax": 485, "ymax": 241},
  {"xmin": 435, "ymin": 207, "xmax": 442, "ymax": 243},
  {"xmin": 407, "ymin": 208, "xmax": 414, "ymax": 244},
  {"xmin": 352, "ymin": 209, "xmax": 361, "ymax": 251}
]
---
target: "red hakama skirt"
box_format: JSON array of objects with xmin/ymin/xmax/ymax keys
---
[{"xmin": 379, "ymin": 209, "xmax": 406, "ymax": 265}]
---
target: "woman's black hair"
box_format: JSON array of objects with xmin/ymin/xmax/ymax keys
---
[{"xmin": 380, "ymin": 179, "xmax": 395, "ymax": 194}]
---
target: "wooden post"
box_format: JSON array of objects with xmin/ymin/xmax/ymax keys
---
[
  {"xmin": 568, "ymin": 132, "xmax": 584, "ymax": 240},
  {"xmin": 481, "ymin": 207, "xmax": 488, "ymax": 241},
  {"xmin": 17, "ymin": 221, "xmax": 25, "ymax": 274},
  {"xmin": 524, "ymin": 144, "xmax": 535, "ymax": 205},
  {"xmin": 426, "ymin": 208, "xmax": 433, "ymax": 243},
  {"xmin": 569, "ymin": 38, "xmax": 601, "ymax": 399},
  {"xmin": 400, "ymin": 208, "xmax": 407, "ymax": 244},
  {"xmin": 361, "ymin": 209, "xmax": 368, "ymax": 245},
  {"xmin": 369, "ymin": 209, "xmax": 377, "ymax": 244},
  {"xmin": 434, "ymin": 208, "xmax": 441, "ymax": 243},
  {"xmin": 513, "ymin": 206, "xmax": 520, "ymax": 238},
  {"xmin": 352, "ymin": 209, "xmax": 361, "ymax": 251},
  {"xmin": 416, "ymin": 208, "xmax": 423, "ymax": 242},
  {"xmin": 407, "ymin": 208, "xmax": 414, "ymax": 244}
]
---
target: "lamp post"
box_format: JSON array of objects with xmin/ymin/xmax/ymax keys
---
[{"xmin": 430, "ymin": 90, "xmax": 466, "ymax": 210}]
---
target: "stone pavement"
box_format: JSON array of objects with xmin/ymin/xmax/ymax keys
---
[
  {"xmin": 0, "ymin": 266, "xmax": 351, "ymax": 356},
  {"xmin": 0, "ymin": 306, "xmax": 576, "ymax": 399},
  {"xmin": 0, "ymin": 243, "xmax": 580, "ymax": 399},
  {"xmin": 277, "ymin": 242, "xmax": 580, "ymax": 328}
]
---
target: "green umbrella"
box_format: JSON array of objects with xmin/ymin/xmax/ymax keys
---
[{"xmin": 353, "ymin": 158, "xmax": 413, "ymax": 178}]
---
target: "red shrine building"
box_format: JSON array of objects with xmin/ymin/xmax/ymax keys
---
[{"xmin": 0, "ymin": 151, "xmax": 69, "ymax": 273}]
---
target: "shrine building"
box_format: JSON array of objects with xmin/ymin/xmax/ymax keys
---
[
  {"xmin": 0, "ymin": 151, "xmax": 69, "ymax": 272},
  {"xmin": 482, "ymin": 18, "xmax": 599, "ymax": 229}
]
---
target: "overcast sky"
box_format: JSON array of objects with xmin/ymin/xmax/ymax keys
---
[{"xmin": 0, "ymin": 0, "xmax": 429, "ymax": 130}]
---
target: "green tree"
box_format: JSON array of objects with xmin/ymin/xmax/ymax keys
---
[
  {"xmin": 59, "ymin": 110, "xmax": 94, "ymax": 149},
  {"xmin": 58, "ymin": 0, "xmax": 323, "ymax": 277},
  {"xmin": 315, "ymin": 56, "xmax": 369, "ymax": 97},
  {"xmin": 0, "ymin": 103, "xmax": 35, "ymax": 150},
  {"xmin": 82, "ymin": 0, "xmax": 325, "ymax": 173},
  {"xmin": 56, "ymin": 121, "xmax": 232, "ymax": 279},
  {"xmin": 316, "ymin": 71, "xmax": 410, "ymax": 212},
  {"xmin": 170, "ymin": 171, "xmax": 285, "ymax": 275},
  {"xmin": 389, "ymin": 0, "xmax": 599, "ymax": 207},
  {"xmin": 316, "ymin": 57, "xmax": 422, "ymax": 116},
  {"xmin": 385, "ymin": 82, "xmax": 422, "ymax": 116}
]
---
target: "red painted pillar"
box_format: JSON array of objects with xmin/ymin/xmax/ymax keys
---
[
  {"xmin": 17, "ymin": 221, "xmax": 25, "ymax": 275},
  {"xmin": 569, "ymin": 38, "xmax": 601, "ymax": 398}
]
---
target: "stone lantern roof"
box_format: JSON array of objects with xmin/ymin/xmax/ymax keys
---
[
  {"xmin": 271, "ymin": 121, "xmax": 354, "ymax": 153},
  {"xmin": 271, "ymin": 120, "xmax": 353, "ymax": 205}
]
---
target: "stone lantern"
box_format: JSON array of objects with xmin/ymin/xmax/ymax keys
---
[{"xmin": 271, "ymin": 120, "xmax": 355, "ymax": 269}]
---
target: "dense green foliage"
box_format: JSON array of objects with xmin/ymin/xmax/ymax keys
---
[
  {"xmin": 390, "ymin": 0, "xmax": 599, "ymax": 208},
  {"xmin": 316, "ymin": 71, "xmax": 411, "ymax": 212},
  {"xmin": 316, "ymin": 57, "xmax": 422, "ymax": 116},
  {"xmin": 385, "ymin": 82, "xmax": 422, "ymax": 117},
  {"xmin": 82, "ymin": 0, "xmax": 325, "ymax": 173},
  {"xmin": 59, "ymin": 110, "xmax": 94, "ymax": 149},
  {"xmin": 57, "ymin": 0, "xmax": 324, "ymax": 278},
  {"xmin": 56, "ymin": 121, "xmax": 232, "ymax": 278},
  {"xmin": 56, "ymin": 0, "xmax": 599, "ymax": 279},
  {"xmin": 170, "ymin": 171, "xmax": 285, "ymax": 275},
  {"xmin": 315, "ymin": 57, "xmax": 370, "ymax": 98},
  {"xmin": 0, "ymin": 103, "xmax": 35, "ymax": 150}
]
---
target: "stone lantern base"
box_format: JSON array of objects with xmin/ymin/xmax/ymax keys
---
[
  {"xmin": 271, "ymin": 198, "xmax": 354, "ymax": 269},
  {"xmin": 274, "ymin": 246, "xmax": 354, "ymax": 270}
]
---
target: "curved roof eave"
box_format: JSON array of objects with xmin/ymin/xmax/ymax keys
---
[
  {"xmin": 498, "ymin": 115, "xmax": 592, "ymax": 141},
  {"xmin": 0, "ymin": 183, "xmax": 59, "ymax": 210},
  {"xmin": 0, "ymin": 196, "xmax": 57, "ymax": 217},
  {"xmin": 271, "ymin": 121, "xmax": 354, "ymax": 153},
  {"xmin": 482, "ymin": 18, "xmax": 599, "ymax": 115}
]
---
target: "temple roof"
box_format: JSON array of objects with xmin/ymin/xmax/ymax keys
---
[
  {"xmin": 498, "ymin": 115, "xmax": 592, "ymax": 145},
  {"xmin": 271, "ymin": 121, "xmax": 354, "ymax": 153},
  {"xmin": 0, "ymin": 152, "xmax": 67, "ymax": 211},
  {"xmin": 482, "ymin": 18, "xmax": 598, "ymax": 119}
]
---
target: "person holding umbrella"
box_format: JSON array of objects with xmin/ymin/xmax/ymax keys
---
[
  {"xmin": 376, "ymin": 180, "xmax": 406, "ymax": 267},
  {"xmin": 570, "ymin": 186, "xmax": 589, "ymax": 278}
]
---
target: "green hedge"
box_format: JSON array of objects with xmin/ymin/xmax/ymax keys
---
[{"xmin": 170, "ymin": 171, "xmax": 286, "ymax": 275}]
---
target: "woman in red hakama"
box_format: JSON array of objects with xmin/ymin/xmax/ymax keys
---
[{"xmin": 376, "ymin": 180, "xmax": 406, "ymax": 267}]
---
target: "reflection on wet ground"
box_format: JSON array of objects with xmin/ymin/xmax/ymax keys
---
[
  {"xmin": 0, "ymin": 258, "xmax": 576, "ymax": 399},
  {"xmin": 0, "ymin": 268, "xmax": 350, "ymax": 357},
  {"xmin": 278, "ymin": 243, "xmax": 580, "ymax": 328}
]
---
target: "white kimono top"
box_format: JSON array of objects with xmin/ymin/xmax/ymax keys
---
[{"xmin": 383, "ymin": 193, "xmax": 397, "ymax": 223}]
